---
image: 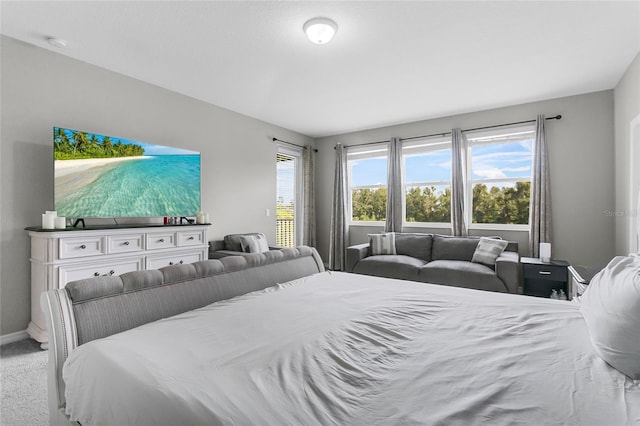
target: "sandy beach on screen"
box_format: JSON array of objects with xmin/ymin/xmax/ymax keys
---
[
  {"xmin": 55, "ymin": 156, "xmax": 152, "ymax": 202},
  {"xmin": 55, "ymin": 156, "xmax": 152, "ymax": 177}
]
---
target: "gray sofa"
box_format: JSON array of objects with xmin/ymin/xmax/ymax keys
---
[
  {"xmin": 209, "ymin": 232, "xmax": 281, "ymax": 259},
  {"xmin": 346, "ymin": 233, "xmax": 520, "ymax": 293}
]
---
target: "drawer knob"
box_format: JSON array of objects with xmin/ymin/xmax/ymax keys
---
[
  {"xmin": 539, "ymin": 271, "xmax": 552, "ymax": 275},
  {"xmin": 169, "ymin": 261, "xmax": 174, "ymax": 265},
  {"xmin": 179, "ymin": 260, "xmax": 184, "ymax": 264},
  {"xmin": 80, "ymin": 244, "xmax": 87, "ymax": 249},
  {"xmin": 123, "ymin": 241, "xmax": 130, "ymax": 246},
  {"xmin": 94, "ymin": 272, "xmax": 100, "ymax": 277},
  {"xmin": 159, "ymin": 238, "xmax": 165, "ymax": 243},
  {"xmin": 188, "ymin": 236, "xmax": 194, "ymax": 240}
]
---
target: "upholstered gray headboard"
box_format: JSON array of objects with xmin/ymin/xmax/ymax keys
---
[{"xmin": 41, "ymin": 246, "xmax": 324, "ymax": 426}]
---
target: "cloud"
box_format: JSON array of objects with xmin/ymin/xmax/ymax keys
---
[{"xmin": 473, "ymin": 167, "xmax": 507, "ymax": 179}]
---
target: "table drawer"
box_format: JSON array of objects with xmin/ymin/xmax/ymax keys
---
[
  {"xmin": 146, "ymin": 233, "xmax": 176, "ymax": 250},
  {"xmin": 108, "ymin": 234, "xmax": 144, "ymax": 254},
  {"xmin": 146, "ymin": 252, "xmax": 203, "ymax": 269},
  {"xmin": 59, "ymin": 258, "xmax": 144, "ymax": 285},
  {"xmin": 523, "ymin": 264, "xmax": 568, "ymax": 281},
  {"xmin": 59, "ymin": 237, "xmax": 104, "ymax": 259},
  {"xmin": 178, "ymin": 230, "xmax": 205, "ymax": 246}
]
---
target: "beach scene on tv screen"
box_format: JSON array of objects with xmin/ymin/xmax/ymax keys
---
[{"xmin": 54, "ymin": 127, "xmax": 201, "ymax": 218}]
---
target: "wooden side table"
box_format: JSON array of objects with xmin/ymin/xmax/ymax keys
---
[{"xmin": 521, "ymin": 257, "xmax": 569, "ymax": 298}]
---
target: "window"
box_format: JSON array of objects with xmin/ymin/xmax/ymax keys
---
[
  {"xmin": 348, "ymin": 145, "xmax": 388, "ymax": 223},
  {"xmin": 403, "ymin": 137, "xmax": 452, "ymax": 225},
  {"xmin": 276, "ymin": 146, "xmax": 303, "ymax": 246},
  {"xmin": 345, "ymin": 124, "xmax": 535, "ymax": 229},
  {"xmin": 466, "ymin": 125, "xmax": 534, "ymax": 226}
]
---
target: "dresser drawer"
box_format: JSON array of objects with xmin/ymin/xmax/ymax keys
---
[
  {"xmin": 523, "ymin": 264, "xmax": 568, "ymax": 281},
  {"xmin": 59, "ymin": 258, "xmax": 144, "ymax": 285},
  {"xmin": 178, "ymin": 230, "xmax": 205, "ymax": 246},
  {"xmin": 108, "ymin": 234, "xmax": 144, "ymax": 254},
  {"xmin": 146, "ymin": 252, "xmax": 203, "ymax": 269},
  {"xmin": 59, "ymin": 237, "xmax": 104, "ymax": 259},
  {"xmin": 146, "ymin": 233, "xmax": 176, "ymax": 250}
]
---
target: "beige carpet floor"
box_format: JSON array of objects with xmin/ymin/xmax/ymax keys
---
[{"xmin": 1, "ymin": 338, "xmax": 48, "ymax": 426}]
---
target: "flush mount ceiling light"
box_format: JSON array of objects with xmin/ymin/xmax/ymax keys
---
[
  {"xmin": 46, "ymin": 37, "xmax": 67, "ymax": 48},
  {"xmin": 303, "ymin": 17, "xmax": 338, "ymax": 44}
]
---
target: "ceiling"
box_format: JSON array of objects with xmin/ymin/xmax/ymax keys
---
[{"xmin": 2, "ymin": 1, "xmax": 639, "ymax": 138}]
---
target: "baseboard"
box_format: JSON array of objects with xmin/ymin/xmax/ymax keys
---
[{"xmin": 0, "ymin": 330, "xmax": 29, "ymax": 346}]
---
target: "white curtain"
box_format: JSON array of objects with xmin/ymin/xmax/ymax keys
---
[
  {"xmin": 529, "ymin": 115, "xmax": 552, "ymax": 257},
  {"xmin": 451, "ymin": 128, "xmax": 468, "ymax": 236},
  {"xmin": 302, "ymin": 145, "xmax": 316, "ymax": 247},
  {"xmin": 385, "ymin": 137, "xmax": 403, "ymax": 232},
  {"xmin": 329, "ymin": 143, "xmax": 348, "ymax": 270}
]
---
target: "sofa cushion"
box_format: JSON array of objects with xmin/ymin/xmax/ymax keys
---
[
  {"xmin": 431, "ymin": 235, "xmax": 480, "ymax": 262},
  {"xmin": 394, "ymin": 233, "xmax": 433, "ymax": 262},
  {"xmin": 369, "ymin": 233, "xmax": 397, "ymax": 255},
  {"xmin": 472, "ymin": 237, "xmax": 509, "ymax": 266},
  {"xmin": 420, "ymin": 260, "xmax": 508, "ymax": 293},
  {"xmin": 224, "ymin": 233, "xmax": 266, "ymax": 252},
  {"xmin": 353, "ymin": 255, "xmax": 425, "ymax": 281},
  {"xmin": 239, "ymin": 234, "xmax": 269, "ymax": 253}
]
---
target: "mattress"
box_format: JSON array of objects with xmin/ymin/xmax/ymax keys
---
[{"xmin": 62, "ymin": 271, "xmax": 640, "ymax": 425}]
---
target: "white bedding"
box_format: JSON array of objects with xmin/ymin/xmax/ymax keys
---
[{"xmin": 63, "ymin": 271, "xmax": 640, "ymax": 425}]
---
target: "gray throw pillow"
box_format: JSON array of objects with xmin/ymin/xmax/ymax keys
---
[
  {"xmin": 239, "ymin": 233, "xmax": 269, "ymax": 253},
  {"xmin": 369, "ymin": 233, "xmax": 396, "ymax": 255},
  {"xmin": 471, "ymin": 237, "xmax": 508, "ymax": 266}
]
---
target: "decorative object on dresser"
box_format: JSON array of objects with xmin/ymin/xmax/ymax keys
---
[
  {"xmin": 521, "ymin": 256, "xmax": 569, "ymax": 298},
  {"xmin": 346, "ymin": 233, "xmax": 520, "ymax": 293},
  {"xmin": 25, "ymin": 223, "xmax": 210, "ymax": 347}
]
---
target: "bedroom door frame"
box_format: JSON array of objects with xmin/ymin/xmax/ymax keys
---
[{"xmin": 630, "ymin": 113, "xmax": 640, "ymax": 253}]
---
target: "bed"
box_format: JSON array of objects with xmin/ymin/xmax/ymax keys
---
[{"xmin": 41, "ymin": 247, "xmax": 640, "ymax": 426}]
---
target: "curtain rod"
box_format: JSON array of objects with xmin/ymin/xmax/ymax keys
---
[
  {"xmin": 336, "ymin": 114, "xmax": 562, "ymax": 149},
  {"xmin": 272, "ymin": 137, "xmax": 318, "ymax": 152}
]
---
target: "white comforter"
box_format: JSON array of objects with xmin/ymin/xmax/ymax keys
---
[{"xmin": 63, "ymin": 271, "xmax": 640, "ymax": 426}]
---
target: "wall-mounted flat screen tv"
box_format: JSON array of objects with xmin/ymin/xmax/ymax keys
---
[{"xmin": 54, "ymin": 127, "xmax": 201, "ymax": 218}]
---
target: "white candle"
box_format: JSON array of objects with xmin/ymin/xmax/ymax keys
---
[
  {"xmin": 42, "ymin": 213, "xmax": 55, "ymax": 229},
  {"xmin": 540, "ymin": 243, "xmax": 551, "ymax": 262},
  {"xmin": 54, "ymin": 216, "xmax": 66, "ymax": 229}
]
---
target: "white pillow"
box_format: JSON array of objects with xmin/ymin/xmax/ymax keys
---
[
  {"xmin": 580, "ymin": 255, "xmax": 640, "ymax": 379},
  {"xmin": 471, "ymin": 237, "xmax": 508, "ymax": 266},
  {"xmin": 368, "ymin": 233, "xmax": 396, "ymax": 255},
  {"xmin": 239, "ymin": 234, "xmax": 270, "ymax": 253}
]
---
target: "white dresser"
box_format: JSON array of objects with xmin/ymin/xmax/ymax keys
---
[{"xmin": 26, "ymin": 224, "xmax": 210, "ymax": 345}]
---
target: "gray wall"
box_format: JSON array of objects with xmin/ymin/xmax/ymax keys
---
[
  {"xmin": 0, "ymin": 36, "xmax": 314, "ymax": 336},
  {"xmin": 315, "ymin": 91, "xmax": 616, "ymax": 270},
  {"xmin": 0, "ymin": 33, "xmax": 633, "ymax": 338},
  {"xmin": 614, "ymin": 52, "xmax": 640, "ymax": 255}
]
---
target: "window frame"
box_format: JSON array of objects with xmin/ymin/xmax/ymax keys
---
[
  {"xmin": 464, "ymin": 124, "xmax": 535, "ymax": 231},
  {"xmin": 276, "ymin": 144, "xmax": 304, "ymax": 246},
  {"xmin": 344, "ymin": 124, "xmax": 535, "ymax": 231},
  {"xmin": 347, "ymin": 143, "xmax": 389, "ymax": 226},
  {"xmin": 401, "ymin": 136, "xmax": 452, "ymax": 229}
]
